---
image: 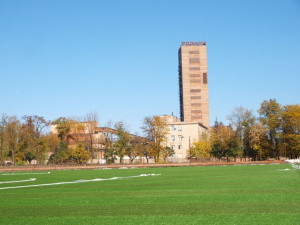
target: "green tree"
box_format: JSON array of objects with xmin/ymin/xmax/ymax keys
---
[
  {"xmin": 22, "ymin": 115, "xmax": 50, "ymax": 164},
  {"xmin": 114, "ymin": 122, "xmax": 131, "ymax": 164},
  {"xmin": 51, "ymin": 117, "xmax": 74, "ymax": 164},
  {"xmin": 103, "ymin": 146, "xmax": 116, "ymax": 164},
  {"xmin": 210, "ymin": 121, "xmax": 240, "ymax": 161},
  {"xmin": 227, "ymin": 106, "xmax": 256, "ymax": 160},
  {"xmin": 161, "ymin": 146, "xmax": 175, "ymax": 162},
  {"xmin": 52, "ymin": 117, "xmax": 73, "ymax": 141}
]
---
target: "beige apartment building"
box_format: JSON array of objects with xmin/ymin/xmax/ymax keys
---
[
  {"xmin": 160, "ymin": 115, "xmax": 207, "ymax": 161},
  {"xmin": 178, "ymin": 41, "xmax": 209, "ymax": 128}
]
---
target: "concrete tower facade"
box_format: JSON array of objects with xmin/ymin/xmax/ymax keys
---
[{"xmin": 178, "ymin": 41, "xmax": 209, "ymax": 128}]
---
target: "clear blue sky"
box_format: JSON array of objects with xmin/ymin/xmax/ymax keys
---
[{"xmin": 1, "ymin": 0, "xmax": 299, "ymax": 134}]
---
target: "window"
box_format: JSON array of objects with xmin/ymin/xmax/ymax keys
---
[
  {"xmin": 190, "ymin": 89, "xmax": 201, "ymax": 93},
  {"xmin": 93, "ymin": 152, "xmax": 98, "ymax": 159},
  {"xmin": 170, "ymin": 125, "xmax": 175, "ymax": 131},
  {"xmin": 178, "ymin": 125, "xmax": 182, "ymax": 131},
  {"xmin": 189, "ymin": 51, "xmax": 199, "ymax": 54},
  {"xmin": 171, "ymin": 135, "xmax": 175, "ymax": 142},
  {"xmin": 192, "ymin": 116, "xmax": 202, "ymax": 120},
  {"xmin": 178, "ymin": 145, "xmax": 182, "ymax": 150},
  {"xmin": 191, "ymin": 103, "xmax": 201, "ymax": 107},
  {"xmin": 190, "ymin": 79, "xmax": 201, "ymax": 84},
  {"xmin": 189, "ymin": 67, "xmax": 200, "ymax": 71},
  {"xmin": 203, "ymin": 73, "xmax": 208, "ymax": 84},
  {"xmin": 171, "ymin": 145, "xmax": 175, "ymax": 150},
  {"xmin": 191, "ymin": 96, "xmax": 201, "ymax": 100},
  {"xmin": 178, "ymin": 135, "xmax": 183, "ymax": 142},
  {"xmin": 190, "ymin": 74, "xmax": 200, "ymax": 78},
  {"xmin": 189, "ymin": 58, "xmax": 200, "ymax": 64},
  {"xmin": 191, "ymin": 110, "xmax": 202, "ymax": 113}
]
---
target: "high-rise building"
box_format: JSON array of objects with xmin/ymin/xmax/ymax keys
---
[{"xmin": 178, "ymin": 41, "xmax": 209, "ymax": 128}]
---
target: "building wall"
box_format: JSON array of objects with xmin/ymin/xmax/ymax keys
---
[
  {"xmin": 161, "ymin": 115, "xmax": 207, "ymax": 159},
  {"xmin": 179, "ymin": 41, "xmax": 209, "ymax": 128}
]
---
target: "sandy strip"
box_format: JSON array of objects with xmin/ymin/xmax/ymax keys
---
[{"xmin": 0, "ymin": 174, "xmax": 160, "ymax": 190}]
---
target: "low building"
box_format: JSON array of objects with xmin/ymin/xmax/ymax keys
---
[
  {"xmin": 50, "ymin": 122, "xmax": 145, "ymax": 164},
  {"xmin": 159, "ymin": 115, "xmax": 207, "ymax": 162}
]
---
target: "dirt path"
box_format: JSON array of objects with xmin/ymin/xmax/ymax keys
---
[{"xmin": 0, "ymin": 161, "xmax": 285, "ymax": 172}]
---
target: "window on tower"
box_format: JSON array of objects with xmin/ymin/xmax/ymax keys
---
[
  {"xmin": 190, "ymin": 67, "xmax": 200, "ymax": 71},
  {"xmin": 189, "ymin": 58, "xmax": 200, "ymax": 64},
  {"xmin": 191, "ymin": 110, "xmax": 202, "ymax": 113},
  {"xmin": 203, "ymin": 73, "xmax": 208, "ymax": 84},
  {"xmin": 192, "ymin": 116, "xmax": 202, "ymax": 120},
  {"xmin": 190, "ymin": 89, "xmax": 201, "ymax": 93},
  {"xmin": 191, "ymin": 103, "xmax": 202, "ymax": 107},
  {"xmin": 190, "ymin": 79, "xmax": 201, "ymax": 84}
]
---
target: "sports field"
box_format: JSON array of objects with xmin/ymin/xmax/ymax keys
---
[{"xmin": 0, "ymin": 163, "xmax": 299, "ymax": 225}]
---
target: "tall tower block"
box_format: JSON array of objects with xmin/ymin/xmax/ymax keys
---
[{"xmin": 178, "ymin": 41, "xmax": 209, "ymax": 128}]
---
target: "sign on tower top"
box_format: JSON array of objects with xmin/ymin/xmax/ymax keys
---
[{"xmin": 181, "ymin": 41, "xmax": 206, "ymax": 46}]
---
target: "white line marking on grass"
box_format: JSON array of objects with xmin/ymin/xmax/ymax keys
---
[
  {"xmin": 0, "ymin": 174, "xmax": 161, "ymax": 190},
  {"xmin": 1, "ymin": 172, "xmax": 50, "ymax": 176},
  {"xmin": 277, "ymin": 168, "xmax": 297, "ymax": 171},
  {"xmin": 0, "ymin": 178, "xmax": 36, "ymax": 184}
]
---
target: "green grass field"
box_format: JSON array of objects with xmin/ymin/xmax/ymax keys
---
[{"xmin": 0, "ymin": 164, "xmax": 299, "ymax": 225}]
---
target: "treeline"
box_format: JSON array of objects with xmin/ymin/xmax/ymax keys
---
[
  {"xmin": 0, "ymin": 112, "xmax": 174, "ymax": 166},
  {"xmin": 0, "ymin": 115, "xmax": 53, "ymax": 165},
  {"xmin": 1, "ymin": 99, "xmax": 299, "ymax": 166},
  {"xmin": 190, "ymin": 99, "xmax": 300, "ymax": 161}
]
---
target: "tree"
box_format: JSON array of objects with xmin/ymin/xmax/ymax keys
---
[
  {"xmin": 51, "ymin": 117, "xmax": 74, "ymax": 164},
  {"xmin": 114, "ymin": 122, "xmax": 131, "ymax": 164},
  {"xmin": 70, "ymin": 143, "xmax": 90, "ymax": 164},
  {"xmin": 258, "ymin": 99, "xmax": 282, "ymax": 159},
  {"xmin": 52, "ymin": 117, "xmax": 73, "ymax": 142},
  {"xmin": 249, "ymin": 122, "xmax": 269, "ymax": 160},
  {"xmin": 141, "ymin": 116, "xmax": 169, "ymax": 162},
  {"xmin": 0, "ymin": 114, "xmax": 8, "ymax": 165},
  {"xmin": 103, "ymin": 146, "xmax": 116, "ymax": 164},
  {"xmin": 101, "ymin": 122, "xmax": 117, "ymax": 164},
  {"xmin": 161, "ymin": 146, "xmax": 175, "ymax": 162},
  {"xmin": 188, "ymin": 131, "xmax": 211, "ymax": 161},
  {"xmin": 4, "ymin": 116, "xmax": 21, "ymax": 165},
  {"xmin": 281, "ymin": 104, "xmax": 300, "ymax": 159},
  {"xmin": 128, "ymin": 136, "xmax": 146, "ymax": 164},
  {"xmin": 227, "ymin": 106, "xmax": 256, "ymax": 160},
  {"xmin": 22, "ymin": 115, "xmax": 50, "ymax": 164},
  {"xmin": 210, "ymin": 120, "xmax": 240, "ymax": 161},
  {"xmin": 24, "ymin": 151, "xmax": 35, "ymax": 164},
  {"xmin": 82, "ymin": 112, "xmax": 99, "ymax": 161}
]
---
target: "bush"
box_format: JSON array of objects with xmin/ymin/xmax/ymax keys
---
[{"xmin": 17, "ymin": 161, "xmax": 25, "ymax": 166}]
